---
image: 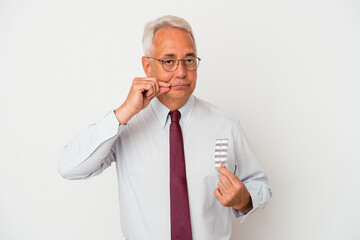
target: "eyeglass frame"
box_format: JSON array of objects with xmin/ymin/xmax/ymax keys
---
[{"xmin": 146, "ymin": 56, "xmax": 201, "ymax": 72}]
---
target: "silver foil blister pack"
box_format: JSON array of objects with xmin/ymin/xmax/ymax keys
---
[{"xmin": 214, "ymin": 139, "xmax": 228, "ymax": 169}]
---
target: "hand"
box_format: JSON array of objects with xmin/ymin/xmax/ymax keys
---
[
  {"xmin": 115, "ymin": 77, "xmax": 170, "ymax": 124},
  {"xmin": 214, "ymin": 165, "xmax": 253, "ymax": 213}
]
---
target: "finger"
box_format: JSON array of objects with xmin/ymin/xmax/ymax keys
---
[
  {"xmin": 217, "ymin": 181, "xmax": 228, "ymax": 194},
  {"xmin": 149, "ymin": 78, "xmax": 159, "ymax": 95},
  {"xmin": 142, "ymin": 84, "xmax": 155, "ymax": 99},
  {"xmin": 213, "ymin": 188, "xmax": 223, "ymax": 200},
  {"xmin": 141, "ymin": 81, "xmax": 156, "ymax": 99},
  {"xmin": 135, "ymin": 77, "xmax": 157, "ymax": 82},
  {"xmin": 133, "ymin": 77, "xmax": 156, "ymax": 87},
  {"xmin": 220, "ymin": 175, "xmax": 233, "ymax": 188},
  {"xmin": 145, "ymin": 90, "xmax": 154, "ymax": 99},
  {"xmin": 156, "ymin": 81, "xmax": 171, "ymax": 96},
  {"xmin": 134, "ymin": 80, "xmax": 153, "ymax": 94},
  {"xmin": 158, "ymin": 81, "xmax": 171, "ymax": 88},
  {"xmin": 217, "ymin": 165, "xmax": 239, "ymax": 184},
  {"xmin": 157, "ymin": 86, "xmax": 171, "ymax": 96}
]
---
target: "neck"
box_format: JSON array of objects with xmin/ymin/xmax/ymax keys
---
[{"xmin": 157, "ymin": 95, "xmax": 190, "ymax": 111}]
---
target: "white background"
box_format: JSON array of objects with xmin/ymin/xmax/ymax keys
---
[{"xmin": 1, "ymin": 0, "xmax": 359, "ymax": 239}]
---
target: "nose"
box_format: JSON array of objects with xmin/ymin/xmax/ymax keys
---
[{"xmin": 174, "ymin": 59, "xmax": 187, "ymax": 79}]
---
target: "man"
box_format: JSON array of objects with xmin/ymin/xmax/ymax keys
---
[{"xmin": 58, "ymin": 15, "xmax": 272, "ymax": 239}]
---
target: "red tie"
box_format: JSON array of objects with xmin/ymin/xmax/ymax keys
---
[{"xmin": 169, "ymin": 110, "xmax": 192, "ymax": 240}]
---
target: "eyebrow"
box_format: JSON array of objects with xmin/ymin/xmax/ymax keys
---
[
  {"xmin": 185, "ymin": 53, "xmax": 196, "ymax": 58},
  {"xmin": 162, "ymin": 53, "xmax": 176, "ymax": 58},
  {"xmin": 161, "ymin": 53, "xmax": 197, "ymax": 58}
]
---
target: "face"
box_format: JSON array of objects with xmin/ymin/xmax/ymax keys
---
[{"xmin": 143, "ymin": 27, "xmax": 198, "ymax": 104}]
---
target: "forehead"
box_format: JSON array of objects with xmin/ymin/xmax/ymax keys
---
[{"xmin": 152, "ymin": 27, "xmax": 196, "ymax": 57}]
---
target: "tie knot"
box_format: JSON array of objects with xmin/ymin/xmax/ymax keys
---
[{"xmin": 170, "ymin": 110, "xmax": 181, "ymax": 122}]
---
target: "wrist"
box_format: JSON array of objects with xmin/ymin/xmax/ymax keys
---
[
  {"xmin": 114, "ymin": 105, "xmax": 135, "ymax": 125},
  {"xmin": 234, "ymin": 195, "xmax": 253, "ymax": 214}
]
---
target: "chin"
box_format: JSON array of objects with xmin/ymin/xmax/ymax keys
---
[{"xmin": 170, "ymin": 89, "xmax": 193, "ymax": 98}]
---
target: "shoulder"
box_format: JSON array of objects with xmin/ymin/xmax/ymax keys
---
[{"xmin": 193, "ymin": 96, "xmax": 239, "ymax": 125}]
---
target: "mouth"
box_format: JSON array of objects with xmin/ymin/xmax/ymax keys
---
[{"xmin": 170, "ymin": 83, "xmax": 191, "ymax": 88}]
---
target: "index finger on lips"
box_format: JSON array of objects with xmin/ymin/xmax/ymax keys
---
[
  {"xmin": 158, "ymin": 81, "xmax": 171, "ymax": 87},
  {"xmin": 157, "ymin": 81, "xmax": 171, "ymax": 95}
]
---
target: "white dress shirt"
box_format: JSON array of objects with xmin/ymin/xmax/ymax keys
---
[{"xmin": 58, "ymin": 95, "xmax": 272, "ymax": 240}]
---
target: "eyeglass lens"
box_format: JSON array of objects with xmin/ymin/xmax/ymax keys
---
[{"xmin": 162, "ymin": 57, "xmax": 199, "ymax": 71}]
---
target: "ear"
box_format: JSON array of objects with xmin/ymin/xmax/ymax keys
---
[{"xmin": 142, "ymin": 56, "xmax": 152, "ymax": 77}]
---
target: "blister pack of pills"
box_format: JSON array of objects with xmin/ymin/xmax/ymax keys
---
[{"xmin": 214, "ymin": 139, "xmax": 228, "ymax": 169}]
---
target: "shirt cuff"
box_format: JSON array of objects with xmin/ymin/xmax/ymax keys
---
[
  {"xmin": 232, "ymin": 181, "xmax": 272, "ymax": 223},
  {"xmin": 231, "ymin": 188, "xmax": 259, "ymax": 222},
  {"xmin": 100, "ymin": 110, "xmax": 126, "ymax": 137}
]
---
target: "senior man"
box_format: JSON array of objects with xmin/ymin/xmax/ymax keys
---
[{"xmin": 58, "ymin": 15, "xmax": 272, "ymax": 240}]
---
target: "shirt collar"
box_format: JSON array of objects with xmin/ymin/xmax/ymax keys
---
[{"xmin": 150, "ymin": 95, "xmax": 195, "ymax": 129}]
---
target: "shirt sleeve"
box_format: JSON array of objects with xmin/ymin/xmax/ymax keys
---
[
  {"xmin": 231, "ymin": 121, "xmax": 272, "ymax": 222},
  {"xmin": 58, "ymin": 110, "xmax": 126, "ymax": 180}
]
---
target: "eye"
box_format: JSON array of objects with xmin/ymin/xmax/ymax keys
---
[
  {"xmin": 163, "ymin": 59, "xmax": 175, "ymax": 66},
  {"xmin": 185, "ymin": 58, "xmax": 196, "ymax": 64}
]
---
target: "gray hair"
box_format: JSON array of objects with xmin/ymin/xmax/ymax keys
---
[{"xmin": 142, "ymin": 15, "xmax": 195, "ymax": 56}]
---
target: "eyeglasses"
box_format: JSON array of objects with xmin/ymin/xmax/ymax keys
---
[{"xmin": 146, "ymin": 56, "xmax": 201, "ymax": 72}]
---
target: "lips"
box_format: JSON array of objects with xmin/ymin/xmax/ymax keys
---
[{"xmin": 170, "ymin": 82, "xmax": 191, "ymax": 87}]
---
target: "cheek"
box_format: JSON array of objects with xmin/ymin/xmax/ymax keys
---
[
  {"xmin": 159, "ymin": 75, "xmax": 174, "ymax": 83},
  {"xmin": 189, "ymin": 72, "xmax": 197, "ymax": 85},
  {"xmin": 153, "ymin": 70, "xmax": 173, "ymax": 83}
]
